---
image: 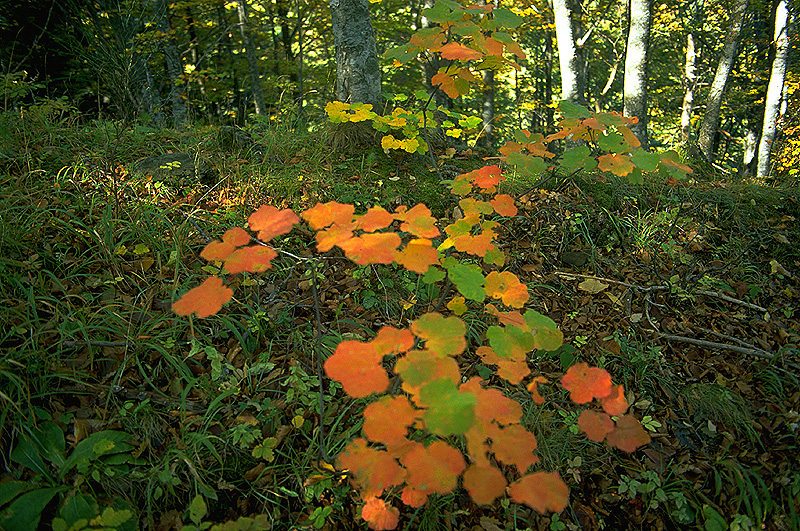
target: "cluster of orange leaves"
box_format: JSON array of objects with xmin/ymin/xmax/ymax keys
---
[{"xmin": 173, "ymin": 164, "xmax": 651, "ymax": 530}]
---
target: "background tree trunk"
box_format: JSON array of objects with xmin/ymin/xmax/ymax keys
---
[
  {"xmin": 236, "ymin": 0, "xmax": 267, "ymax": 117},
  {"xmin": 153, "ymin": 0, "xmax": 188, "ymax": 128},
  {"xmin": 481, "ymin": 69, "xmax": 495, "ymax": 148},
  {"xmin": 552, "ymin": 0, "xmax": 586, "ymax": 105},
  {"xmin": 697, "ymin": 0, "xmax": 748, "ymax": 161},
  {"xmin": 329, "ymin": 0, "xmax": 381, "ymax": 107},
  {"xmin": 623, "ymin": 0, "xmax": 651, "ymax": 148},
  {"xmin": 680, "ymin": 32, "xmax": 697, "ymax": 141},
  {"xmin": 756, "ymin": 0, "xmax": 790, "ymax": 178}
]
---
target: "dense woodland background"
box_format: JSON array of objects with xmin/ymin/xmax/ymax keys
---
[{"xmin": 0, "ymin": 0, "xmax": 797, "ymax": 177}]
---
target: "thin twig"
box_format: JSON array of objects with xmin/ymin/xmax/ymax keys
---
[{"xmin": 695, "ymin": 290, "xmax": 768, "ymax": 313}]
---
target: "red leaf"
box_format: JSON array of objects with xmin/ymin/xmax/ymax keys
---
[
  {"xmin": 490, "ymin": 194, "xmax": 517, "ymax": 217},
  {"xmin": 560, "ymin": 363, "xmax": 613, "ymax": 404},
  {"xmin": 248, "ymin": 205, "xmax": 300, "ymax": 241},
  {"xmin": 401, "ymin": 440, "xmax": 466, "ymax": 495},
  {"xmin": 302, "ymin": 201, "xmax": 355, "ymax": 230},
  {"xmin": 337, "ymin": 438, "xmax": 406, "ymax": 499},
  {"xmin": 440, "ymin": 42, "xmax": 484, "ymax": 61},
  {"xmin": 362, "ymin": 498, "xmax": 400, "ymax": 531},
  {"xmin": 395, "ymin": 238, "xmax": 439, "ymax": 273},
  {"xmin": 363, "ymin": 395, "xmax": 418, "ymax": 445},
  {"xmin": 223, "ymin": 245, "xmax": 278, "ymax": 274},
  {"xmin": 463, "ymin": 464, "xmax": 507, "ymax": 505},
  {"xmin": 527, "ymin": 376, "xmax": 548, "ymax": 405},
  {"xmin": 172, "ymin": 277, "xmax": 233, "ymax": 318},
  {"xmin": 400, "ymin": 487, "xmax": 428, "ymax": 508},
  {"xmin": 509, "ymin": 471, "xmax": 569, "ymax": 513},
  {"xmin": 324, "ymin": 341, "xmax": 389, "ymax": 398},
  {"xmin": 200, "ymin": 227, "xmax": 251, "ymax": 261},
  {"xmin": 600, "ymin": 384, "xmax": 628, "ymax": 415},
  {"xmin": 606, "ymin": 415, "xmax": 651, "ymax": 452},
  {"xmin": 339, "ymin": 232, "xmax": 401, "ymax": 265},
  {"xmin": 577, "ymin": 410, "xmax": 615, "ymax": 442}
]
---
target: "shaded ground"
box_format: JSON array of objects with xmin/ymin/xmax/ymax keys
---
[{"xmin": 1, "ymin": 119, "xmax": 799, "ymax": 531}]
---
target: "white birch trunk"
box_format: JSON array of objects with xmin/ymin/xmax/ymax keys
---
[
  {"xmin": 623, "ymin": 0, "xmax": 652, "ymax": 149},
  {"xmin": 757, "ymin": 0, "xmax": 790, "ymax": 178}
]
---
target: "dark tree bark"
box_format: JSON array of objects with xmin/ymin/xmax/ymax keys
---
[
  {"xmin": 329, "ymin": 0, "xmax": 381, "ymax": 107},
  {"xmin": 153, "ymin": 0, "xmax": 187, "ymax": 128},
  {"xmin": 236, "ymin": 0, "xmax": 267, "ymax": 117}
]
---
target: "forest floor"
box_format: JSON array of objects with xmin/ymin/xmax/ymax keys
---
[{"xmin": 1, "ymin": 115, "xmax": 799, "ymax": 531}]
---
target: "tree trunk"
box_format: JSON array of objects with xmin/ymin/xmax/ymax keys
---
[
  {"xmin": 756, "ymin": 0, "xmax": 790, "ymax": 178},
  {"xmin": 153, "ymin": 0, "xmax": 188, "ymax": 128},
  {"xmin": 623, "ymin": 0, "xmax": 651, "ymax": 148},
  {"xmin": 697, "ymin": 0, "xmax": 748, "ymax": 161},
  {"xmin": 236, "ymin": 0, "xmax": 267, "ymax": 117},
  {"xmin": 552, "ymin": 0, "xmax": 586, "ymax": 105},
  {"xmin": 329, "ymin": 0, "xmax": 381, "ymax": 107},
  {"xmin": 680, "ymin": 31, "xmax": 697, "ymax": 141},
  {"xmin": 481, "ymin": 69, "xmax": 495, "ymax": 147}
]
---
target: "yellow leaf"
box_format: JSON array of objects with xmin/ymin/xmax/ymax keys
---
[{"xmin": 578, "ymin": 278, "xmax": 609, "ymax": 294}]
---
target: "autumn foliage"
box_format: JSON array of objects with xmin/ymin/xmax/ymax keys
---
[{"xmin": 170, "ymin": 3, "xmax": 696, "ymax": 528}]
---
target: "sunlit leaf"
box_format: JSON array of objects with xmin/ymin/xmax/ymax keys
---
[
  {"xmin": 362, "ymin": 497, "xmax": 400, "ymax": 531},
  {"xmin": 440, "ymin": 42, "xmax": 483, "ymax": 61},
  {"xmin": 484, "ymin": 271, "xmax": 528, "ymax": 308},
  {"xmin": 302, "ymin": 202, "xmax": 355, "ymax": 230},
  {"xmin": 324, "ymin": 341, "xmax": 389, "ymax": 398},
  {"xmin": 172, "ymin": 277, "xmax": 233, "ymax": 318},
  {"xmin": 560, "ymin": 363, "xmax": 613, "ymax": 404},
  {"xmin": 339, "ymin": 232, "xmax": 401, "ymax": 265},
  {"xmin": 363, "ymin": 396, "xmax": 418, "ymax": 445},
  {"xmin": 223, "ymin": 245, "xmax": 278, "ymax": 274},
  {"xmin": 248, "ymin": 205, "xmax": 300, "ymax": 241},
  {"xmin": 490, "ymin": 194, "xmax": 517, "ymax": 217}
]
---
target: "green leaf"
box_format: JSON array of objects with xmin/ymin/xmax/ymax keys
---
[
  {"xmin": 524, "ymin": 311, "xmax": 563, "ymax": 351},
  {"xmin": 0, "ymin": 482, "xmax": 30, "ymax": 507},
  {"xmin": 507, "ymin": 152, "xmax": 549, "ymax": 177},
  {"xmin": 702, "ymin": 505, "xmax": 727, "ymax": 531},
  {"xmin": 190, "ymin": 494, "xmax": 208, "ymax": 526},
  {"xmin": 628, "ymin": 166, "xmax": 644, "ymax": 184},
  {"xmin": 57, "ymin": 492, "xmax": 95, "ymax": 528},
  {"xmin": 558, "ymin": 100, "xmax": 591, "ymax": 120},
  {"xmin": 60, "ymin": 431, "xmax": 136, "ymax": 480},
  {"xmin": 493, "ymin": 8, "xmax": 523, "ymax": 29},
  {"xmin": 598, "ymin": 132, "xmax": 630, "ymax": 153},
  {"xmin": 487, "ymin": 324, "xmax": 535, "ymax": 359},
  {"xmin": 560, "ymin": 146, "xmax": 597, "ymax": 172},
  {"xmin": 630, "ymin": 149, "xmax": 661, "ymax": 172},
  {"xmin": 384, "ymin": 43, "xmax": 418, "ymax": 64},
  {"xmin": 423, "ymin": 0, "xmax": 463, "ymax": 24},
  {"xmin": 422, "ymin": 266, "xmax": 446, "ymax": 284},
  {"xmin": 420, "ymin": 380, "xmax": 476, "ymax": 436},
  {"xmin": 0, "ymin": 486, "xmax": 68, "ymax": 531},
  {"xmin": 446, "ymin": 263, "xmax": 486, "ymax": 302},
  {"xmin": 10, "ymin": 436, "xmax": 49, "ymax": 479}
]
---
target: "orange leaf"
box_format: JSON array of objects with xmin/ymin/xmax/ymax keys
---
[
  {"xmin": 371, "ymin": 326, "xmax": 415, "ymax": 356},
  {"xmin": 461, "ymin": 377, "xmax": 523, "ymax": 427},
  {"xmin": 527, "ymin": 376, "xmax": 548, "ymax": 405},
  {"xmin": 396, "ymin": 238, "xmax": 439, "ymax": 273},
  {"xmin": 172, "ymin": 277, "xmax": 233, "ymax": 318},
  {"xmin": 468, "ymin": 165, "xmax": 502, "ymax": 189},
  {"xmin": 224, "ymin": 245, "xmax": 277, "ymax": 274},
  {"xmin": 463, "ymin": 464, "xmax": 507, "ymax": 505},
  {"xmin": 395, "ymin": 204, "xmax": 440, "ymax": 238},
  {"xmin": 490, "ymin": 194, "xmax": 517, "ymax": 217},
  {"xmin": 600, "ymin": 384, "xmax": 628, "ymax": 415},
  {"xmin": 598, "ymin": 153, "xmax": 634, "ymax": 177},
  {"xmin": 410, "ymin": 313, "xmax": 466, "ymax": 357},
  {"xmin": 401, "ymin": 440, "xmax": 466, "ymax": 495},
  {"xmin": 200, "ymin": 239, "xmax": 237, "ymax": 262},
  {"xmin": 496, "ymin": 360, "xmax": 530, "ymax": 384},
  {"xmin": 302, "ymin": 201, "xmax": 355, "ymax": 230},
  {"xmin": 400, "ymin": 487, "xmax": 428, "ymax": 508},
  {"xmin": 363, "ymin": 395, "xmax": 418, "ymax": 445},
  {"xmin": 357, "ymin": 206, "xmax": 395, "ymax": 232},
  {"xmin": 339, "ymin": 232, "xmax": 401, "ymax": 265},
  {"xmin": 484, "ymin": 271, "xmax": 529, "ymax": 308},
  {"xmin": 560, "ymin": 363, "xmax": 613, "ymax": 404},
  {"xmin": 248, "ymin": 205, "xmax": 300, "ymax": 241},
  {"xmin": 606, "ymin": 415, "xmax": 651, "ymax": 452},
  {"xmin": 509, "ymin": 471, "xmax": 569, "ymax": 513},
  {"xmin": 577, "ymin": 410, "xmax": 615, "ymax": 442},
  {"xmin": 316, "ymin": 221, "xmax": 356, "ymax": 252},
  {"xmin": 337, "ymin": 438, "xmax": 406, "ymax": 498},
  {"xmin": 324, "ymin": 340, "xmax": 389, "ymax": 398},
  {"xmin": 440, "ymin": 42, "xmax": 484, "ymax": 61},
  {"xmin": 618, "ymin": 125, "xmax": 641, "ymax": 148},
  {"xmin": 490, "ymin": 424, "xmax": 538, "ymax": 472},
  {"xmin": 362, "ymin": 498, "xmax": 400, "ymax": 531}
]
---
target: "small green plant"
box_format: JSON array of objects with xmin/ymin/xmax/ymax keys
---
[{"xmin": 2, "ymin": 422, "xmax": 139, "ymax": 530}]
